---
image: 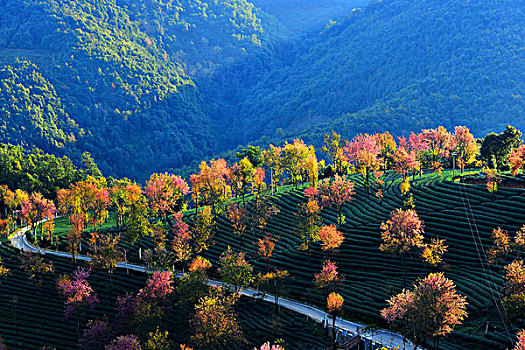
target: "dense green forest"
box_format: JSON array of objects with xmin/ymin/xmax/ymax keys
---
[
  {"xmin": 0, "ymin": 0, "xmax": 523, "ymax": 181},
  {"xmin": 235, "ymin": 0, "xmax": 525, "ymax": 147}
]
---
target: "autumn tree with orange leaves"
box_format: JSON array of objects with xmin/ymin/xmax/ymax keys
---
[
  {"xmin": 503, "ymin": 260, "xmax": 525, "ymax": 319},
  {"xmin": 327, "ymin": 292, "xmax": 344, "ymax": 350},
  {"xmin": 190, "ymin": 287, "xmax": 245, "ymax": 349},
  {"xmin": 190, "ymin": 159, "xmax": 231, "ymax": 214},
  {"xmin": 257, "ymin": 233, "xmax": 277, "ymax": 272},
  {"xmin": 318, "ymin": 225, "xmax": 344, "ymax": 259},
  {"xmin": 227, "ymin": 203, "xmax": 249, "ymax": 246},
  {"xmin": 509, "ymin": 145, "xmax": 525, "ymax": 177},
  {"xmin": 381, "ymin": 272, "xmax": 467, "ymax": 350}
]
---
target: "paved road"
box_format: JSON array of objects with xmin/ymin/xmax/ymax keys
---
[{"xmin": 10, "ymin": 223, "xmax": 420, "ymax": 350}]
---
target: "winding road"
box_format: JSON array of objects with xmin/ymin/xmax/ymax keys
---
[{"xmin": 10, "ymin": 223, "xmax": 420, "ymax": 350}]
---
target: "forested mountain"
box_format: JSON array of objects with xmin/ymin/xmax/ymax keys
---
[
  {"xmin": 234, "ymin": 0, "xmax": 525, "ymax": 147},
  {"xmin": 0, "ymin": 0, "xmax": 523, "ymax": 180},
  {"xmin": 0, "ymin": 0, "xmax": 271, "ymax": 180}
]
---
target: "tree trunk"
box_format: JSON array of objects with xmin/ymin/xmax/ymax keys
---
[
  {"xmin": 402, "ymin": 255, "xmax": 406, "ymax": 286},
  {"xmin": 332, "ymin": 314, "xmax": 337, "ymax": 350}
]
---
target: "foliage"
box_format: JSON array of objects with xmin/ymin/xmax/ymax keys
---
[
  {"xmin": 503, "ymin": 260, "xmax": 525, "ymax": 317},
  {"xmin": 106, "ymin": 335, "xmax": 142, "ymax": 350},
  {"xmin": 314, "ymin": 260, "xmax": 342, "ymax": 293},
  {"xmin": 326, "ymin": 292, "xmax": 343, "ymax": 315},
  {"xmin": 421, "ymin": 238, "xmax": 448, "ymax": 268},
  {"xmin": 381, "ymin": 273, "xmax": 467, "ymax": 349},
  {"xmin": 56, "ymin": 267, "xmax": 98, "ymax": 319},
  {"xmin": 316, "ymin": 174, "xmax": 355, "ymax": 226},
  {"xmin": 190, "ymin": 286, "xmax": 245, "ymax": 349},
  {"xmin": 480, "ymin": 125, "xmax": 523, "ymax": 170},
  {"xmin": 318, "ymin": 225, "xmax": 344, "ymax": 257},
  {"xmin": 218, "ymin": 246, "xmax": 253, "ymax": 293},
  {"xmin": 19, "ymin": 251, "xmax": 54, "ymax": 288},
  {"xmin": 79, "ymin": 319, "xmax": 113, "ymax": 350},
  {"xmin": 191, "ymin": 206, "xmax": 214, "ymax": 254},
  {"xmin": 145, "ymin": 328, "xmax": 172, "ymax": 350}
]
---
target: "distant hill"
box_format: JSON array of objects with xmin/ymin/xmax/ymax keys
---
[
  {"xmin": 0, "ymin": 0, "xmax": 270, "ymax": 180},
  {"xmin": 234, "ymin": 0, "xmax": 525, "ymax": 145}
]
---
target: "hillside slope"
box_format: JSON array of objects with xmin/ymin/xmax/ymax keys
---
[
  {"xmin": 0, "ymin": 0, "xmax": 269, "ymax": 180},
  {"xmin": 235, "ymin": 0, "xmax": 525, "ymax": 145}
]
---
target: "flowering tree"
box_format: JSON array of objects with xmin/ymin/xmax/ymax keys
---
[
  {"xmin": 418, "ymin": 127, "xmax": 456, "ymax": 173},
  {"xmin": 138, "ymin": 271, "xmax": 174, "ymax": 304},
  {"xmin": 105, "ymin": 335, "xmax": 142, "ymax": 350},
  {"xmin": 144, "ymin": 173, "xmax": 189, "ymax": 221},
  {"xmin": 57, "ymin": 267, "xmax": 99, "ymax": 333},
  {"xmin": 514, "ymin": 329, "xmax": 525, "ymax": 350},
  {"xmin": 314, "ymin": 260, "xmax": 343, "ymax": 295},
  {"xmin": 327, "ymin": 292, "xmax": 344, "ymax": 350},
  {"xmin": 295, "ymin": 196, "xmax": 322, "ymax": 265},
  {"xmin": 171, "ymin": 212, "xmax": 192, "ymax": 268},
  {"xmin": 421, "ymin": 238, "xmax": 448, "ymax": 269},
  {"xmin": 79, "ymin": 319, "xmax": 113, "ymax": 350},
  {"xmin": 257, "ymin": 233, "xmax": 277, "ymax": 272},
  {"xmin": 380, "ymin": 209, "xmax": 425, "ymax": 285},
  {"xmin": 229, "ymin": 157, "xmax": 256, "ymax": 206},
  {"xmin": 19, "ymin": 192, "xmax": 56, "ymax": 241},
  {"xmin": 227, "ymin": 203, "xmax": 249, "ymax": 245},
  {"xmin": 318, "ymin": 225, "xmax": 344, "ymax": 259},
  {"xmin": 252, "ymin": 167, "xmax": 267, "ymax": 199},
  {"xmin": 219, "ymin": 246, "xmax": 253, "ymax": 293},
  {"xmin": 381, "ymin": 272, "xmax": 467, "ymax": 350},
  {"xmin": 254, "ymin": 342, "xmax": 284, "ymax": 350},
  {"xmin": 190, "ymin": 159, "xmax": 231, "ymax": 214},
  {"xmin": 453, "ymin": 126, "xmax": 478, "ymax": 173},
  {"xmin": 19, "ymin": 251, "xmax": 54, "ymax": 291},
  {"xmin": 509, "ymin": 145, "xmax": 525, "ymax": 176},
  {"xmin": 256, "ymin": 270, "xmax": 289, "ymax": 314},
  {"xmin": 392, "ymin": 146, "xmax": 419, "ymax": 181},
  {"xmin": 344, "ymin": 133, "xmax": 382, "ymax": 194},
  {"xmin": 503, "ymin": 260, "xmax": 525, "ymax": 318},
  {"xmin": 317, "ymin": 175, "xmax": 355, "ymax": 226},
  {"xmin": 190, "ymin": 287, "xmax": 245, "ymax": 349}
]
